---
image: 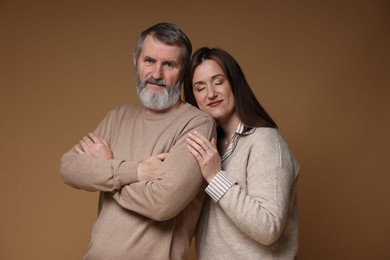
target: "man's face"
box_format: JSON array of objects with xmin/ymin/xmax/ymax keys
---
[{"xmin": 134, "ymin": 35, "xmax": 183, "ymax": 111}]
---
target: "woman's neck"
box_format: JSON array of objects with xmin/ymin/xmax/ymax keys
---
[
  {"xmin": 218, "ymin": 114, "xmax": 240, "ymax": 139},
  {"xmin": 217, "ymin": 114, "xmax": 240, "ymax": 152}
]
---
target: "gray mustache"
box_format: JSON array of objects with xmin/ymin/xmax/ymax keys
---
[{"xmin": 145, "ymin": 77, "xmax": 167, "ymax": 87}]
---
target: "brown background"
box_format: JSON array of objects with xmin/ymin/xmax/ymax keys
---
[{"xmin": 1, "ymin": 0, "xmax": 389, "ymax": 259}]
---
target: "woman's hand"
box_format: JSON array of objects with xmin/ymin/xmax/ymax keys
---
[{"xmin": 186, "ymin": 131, "xmax": 221, "ymax": 183}]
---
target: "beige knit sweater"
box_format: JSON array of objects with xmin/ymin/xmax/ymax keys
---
[
  {"xmin": 60, "ymin": 103, "xmax": 215, "ymax": 260},
  {"xmin": 196, "ymin": 128, "xmax": 300, "ymax": 260}
]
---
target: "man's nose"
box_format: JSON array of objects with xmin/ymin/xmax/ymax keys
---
[{"xmin": 152, "ymin": 64, "xmax": 163, "ymax": 79}]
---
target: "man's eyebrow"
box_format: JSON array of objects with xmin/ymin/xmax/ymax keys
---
[
  {"xmin": 143, "ymin": 56, "xmax": 180, "ymax": 66},
  {"xmin": 143, "ymin": 56, "xmax": 155, "ymax": 61},
  {"xmin": 163, "ymin": 60, "xmax": 179, "ymax": 65}
]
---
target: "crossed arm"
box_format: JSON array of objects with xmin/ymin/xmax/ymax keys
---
[
  {"xmin": 74, "ymin": 132, "xmax": 166, "ymax": 182},
  {"xmin": 74, "ymin": 130, "xmax": 222, "ymax": 184},
  {"xmin": 68, "ymin": 131, "xmax": 204, "ymax": 219},
  {"xmin": 63, "ymin": 123, "xmax": 217, "ymax": 220}
]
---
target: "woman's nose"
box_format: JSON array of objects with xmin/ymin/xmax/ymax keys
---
[{"xmin": 207, "ymin": 87, "xmax": 217, "ymax": 99}]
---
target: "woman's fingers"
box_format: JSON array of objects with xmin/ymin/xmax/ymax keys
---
[
  {"xmin": 187, "ymin": 135, "xmax": 206, "ymax": 156},
  {"xmin": 187, "ymin": 143, "xmax": 202, "ymax": 160},
  {"xmin": 193, "ymin": 131, "xmax": 218, "ymax": 152},
  {"xmin": 211, "ymin": 137, "xmax": 216, "ymax": 146},
  {"xmin": 187, "ymin": 131, "xmax": 215, "ymax": 152},
  {"xmin": 187, "ymin": 132, "xmax": 222, "ymax": 183}
]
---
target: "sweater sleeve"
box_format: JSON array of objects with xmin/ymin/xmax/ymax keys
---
[
  {"xmin": 60, "ymin": 108, "xmax": 139, "ymax": 192},
  {"xmin": 217, "ymin": 130, "xmax": 299, "ymax": 245},
  {"xmin": 113, "ymin": 116, "xmax": 216, "ymax": 221}
]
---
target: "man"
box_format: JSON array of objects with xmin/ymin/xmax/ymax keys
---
[{"xmin": 60, "ymin": 23, "xmax": 215, "ymax": 259}]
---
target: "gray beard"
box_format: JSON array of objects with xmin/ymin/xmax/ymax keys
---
[{"xmin": 135, "ymin": 72, "xmax": 182, "ymax": 111}]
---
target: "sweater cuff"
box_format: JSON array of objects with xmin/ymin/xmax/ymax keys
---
[
  {"xmin": 114, "ymin": 160, "xmax": 139, "ymax": 189},
  {"xmin": 205, "ymin": 171, "xmax": 236, "ymax": 203}
]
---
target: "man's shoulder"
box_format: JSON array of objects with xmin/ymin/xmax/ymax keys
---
[
  {"xmin": 180, "ymin": 103, "xmax": 212, "ymax": 118},
  {"xmin": 176, "ymin": 104, "xmax": 216, "ymax": 132},
  {"xmin": 108, "ymin": 103, "xmax": 142, "ymax": 115},
  {"xmin": 174, "ymin": 103, "xmax": 213, "ymax": 126}
]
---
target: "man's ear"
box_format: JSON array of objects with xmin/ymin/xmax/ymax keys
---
[{"xmin": 133, "ymin": 53, "xmax": 136, "ymax": 66}]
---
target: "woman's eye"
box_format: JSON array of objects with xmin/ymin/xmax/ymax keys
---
[{"xmin": 194, "ymin": 84, "xmax": 205, "ymax": 92}]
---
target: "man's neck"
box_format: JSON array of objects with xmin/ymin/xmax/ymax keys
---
[{"xmin": 144, "ymin": 100, "xmax": 183, "ymax": 115}]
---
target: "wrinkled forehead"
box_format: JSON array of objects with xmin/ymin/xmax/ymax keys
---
[{"xmin": 139, "ymin": 35, "xmax": 183, "ymax": 63}]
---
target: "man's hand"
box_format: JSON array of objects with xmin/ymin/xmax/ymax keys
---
[
  {"xmin": 74, "ymin": 133, "xmax": 113, "ymax": 160},
  {"xmin": 138, "ymin": 153, "xmax": 168, "ymax": 181}
]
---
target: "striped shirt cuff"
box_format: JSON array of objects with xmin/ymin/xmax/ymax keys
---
[{"xmin": 205, "ymin": 171, "xmax": 237, "ymax": 203}]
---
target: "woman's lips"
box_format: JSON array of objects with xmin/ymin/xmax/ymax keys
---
[{"xmin": 207, "ymin": 100, "xmax": 222, "ymax": 107}]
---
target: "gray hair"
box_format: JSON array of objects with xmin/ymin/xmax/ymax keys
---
[{"xmin": 134, "ymin": 23, "xmax": 192, "ymax": 82}]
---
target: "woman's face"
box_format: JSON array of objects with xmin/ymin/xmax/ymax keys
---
[{"xmin": 192, "ymin": 59, "xmax": 236, "ymax": 124}]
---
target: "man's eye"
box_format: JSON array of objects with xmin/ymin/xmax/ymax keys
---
[
  {"xmin": 144, "ymin": 58, "xmax": 154, "ymax": 64},
  {"xmin": 164, "ymin": 63, "xmax": 175, "ymax": 69}
]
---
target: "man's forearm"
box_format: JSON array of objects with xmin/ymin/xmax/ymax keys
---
[{"xmin": 60, "ymin": 151, "xmax": 139, "ymax": 192}]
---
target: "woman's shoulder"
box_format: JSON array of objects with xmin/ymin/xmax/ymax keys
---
[
  {"xmin": 247, "ymin": 127, "xmax": 291, "ymax": 152},
  {"xmin": 251, "ymin": 127, "xmax": 281, "ymax": 141},
  {"xmin": 249, "ymin": 127, "xmax": 299, "ymax": 168}
]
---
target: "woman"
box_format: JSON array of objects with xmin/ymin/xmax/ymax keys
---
[{"xmin": 184, "ymin": 47, "xmax": 300, "ymax": 259}]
